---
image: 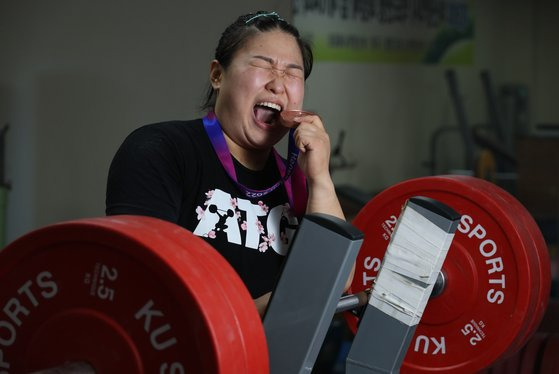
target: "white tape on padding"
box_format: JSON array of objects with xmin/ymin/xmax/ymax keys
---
[{"xmin": 370, "ymin": 203, "xmax": 455, "ymax": 326}]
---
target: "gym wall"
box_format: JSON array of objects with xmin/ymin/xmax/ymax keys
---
[{"xmin": 0, "ymin": 0, "xmax": 557, "ymax": 244}]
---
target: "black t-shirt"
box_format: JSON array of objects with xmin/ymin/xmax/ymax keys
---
[{"xmin": 106, "ymin": 119, "xmax": 301, "ymax": 298}]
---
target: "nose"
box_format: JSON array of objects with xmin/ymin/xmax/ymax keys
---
[{"xmin": 265, "ymin": 69, "xmax": 286, "ymax": 94}]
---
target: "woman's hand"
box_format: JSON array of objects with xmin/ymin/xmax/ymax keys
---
[
  {"xmin": 254, "ymin": 292, "xmax": 272, "ymax": 318},
  {"xmin": 291, "ymin": 113, "xmax": 345, "ymax": 220},
  {"xmin": 280, "ymin": 111, "xmax": 353, "ymax": 289},
  {"xmin": 291, "ymin": 113, "xmax": 354, "ymax": 290},
  {"xmin": 292, "ymin": 113, "xmax": 331, "ymax": 186}
]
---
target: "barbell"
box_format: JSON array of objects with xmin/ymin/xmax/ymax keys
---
[
  {"xmin": 0, "ymin": 175, "xmax": 552, "ymax": 373},
  {"xmin": 346, "ymin": 175, "xmax": 552, "ymax": 372}
]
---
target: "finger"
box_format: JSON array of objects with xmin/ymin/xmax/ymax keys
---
[
  {"xmin": 280, "ymin": 110, "xmax": 322, "ymax": 129},
  {"xmin": 294, "ymin": 128, "xmax": 326, "ymax": 154},
  {"xmin": 294, "ymin": 129, "xmax": 310, "ymax": 153},
  {"xmin": 280, "ymin": 110, "xmax": 313, "ymax": 128},
  {"xmin": 298, "ymin": 115, "xmax": 325, "ymax": 132}
]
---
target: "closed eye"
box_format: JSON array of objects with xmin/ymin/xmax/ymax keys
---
[{"xmin": 250, "ymin": 56, "xmax": 304, "ymax": 80}]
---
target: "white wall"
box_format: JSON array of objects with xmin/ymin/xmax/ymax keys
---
[
  {"xmin": 314, "ymin": 0, "xmax": 546, "ymax": 191},
  {"xmin": 1, "ymin": 0, "xmax": 557, "ymax": 243}
]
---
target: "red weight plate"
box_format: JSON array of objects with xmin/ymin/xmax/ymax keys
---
[
  {"xmin": 518, "ymin": 332, "xmax": 549, "ymax": 374},
  {"xmin": 439, "ymin": 176, "xmax": 541, "ymax": 358},
  {"xmin": 346, "ymin": 176, "xmax": 538, "ymax": 373},
  {"xmin": 447, "ymin": 175, "xmax": 551, "ymax": 355},
  {"xmin": 540, "ymin": 333, "xmax": 559, "ymax": 374},
  {"xmin": 494, "ymin": 195, "xmax": 550, "ymax": 352},
  {"xmin": 0, "ymin": 215, "xmax": 268, "ymax": 374}
]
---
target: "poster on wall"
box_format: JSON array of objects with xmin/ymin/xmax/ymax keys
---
[{"xmin": 293, "ymin": 0, "xmax": 475, "ymax": 64}]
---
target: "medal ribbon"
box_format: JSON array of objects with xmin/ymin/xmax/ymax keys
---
[{"xmin": 203, "ymin": 112, "xmax": 307, "ymax": 217}]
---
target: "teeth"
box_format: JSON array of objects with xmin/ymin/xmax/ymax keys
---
[{"xmin": 256, "ymin": 102, "xmax": 282, "ymax": 112}]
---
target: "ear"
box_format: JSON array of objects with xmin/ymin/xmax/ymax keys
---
[{"xmin": 209, "ymin": 60, "xmax": 223, "ymax": 89}]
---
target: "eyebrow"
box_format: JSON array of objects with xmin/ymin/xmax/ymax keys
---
[{"xmin": 252, "ymin": 55, "xmax": 304, "ymax": 71}]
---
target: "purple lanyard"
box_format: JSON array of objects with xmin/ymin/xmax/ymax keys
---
[{"xmin": 203, "ymin": 112, "xmax": 307, "ymax": 217}]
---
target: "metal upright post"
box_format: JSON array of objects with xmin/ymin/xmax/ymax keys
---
[
  {"xmin": 346, "ymin": 197, "xmax": 460, "ymax": 373},
  {"xmin": 446, "ymin": 70, "xmax": 476, "ymax": 171},
  {"xmin": 263, "ymin": 213, "xmax": 363, "ymax": 374}
]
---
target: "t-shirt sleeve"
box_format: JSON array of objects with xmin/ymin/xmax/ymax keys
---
[{"xmin": 105, "ymin": 124, "xmax": 186, "ymax": 223}]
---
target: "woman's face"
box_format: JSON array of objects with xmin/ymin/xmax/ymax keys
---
[{"xmin": 211, "ymin": 29, "xmax": 305, "ymax": 152}]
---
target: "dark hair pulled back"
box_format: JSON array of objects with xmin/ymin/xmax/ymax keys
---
[{"xmin": 201, "ymin": 11, "xmax": 313, "ymax": 111}]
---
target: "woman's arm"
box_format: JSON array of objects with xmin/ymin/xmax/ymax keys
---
[
  {"xmin": 292, "ymin": 114, "xmax": 355, "ymax": 290},
  {"xmin": 254, "ymin": 292, "xmax": 272, "ymax": 318}
]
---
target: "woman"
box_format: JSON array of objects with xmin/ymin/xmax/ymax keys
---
[{"xmin": 106, "ymin": 11, "xmax": 349, "ymax": 316}]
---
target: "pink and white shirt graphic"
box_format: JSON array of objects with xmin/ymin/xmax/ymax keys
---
[{"xmin": 193, "ymin": 189, "xmax": 299, "ymax": 256}]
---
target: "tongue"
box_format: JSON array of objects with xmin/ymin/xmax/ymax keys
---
[{"xmin": 254, "ymin": 106, "xmax": 276, "ymax": 124}]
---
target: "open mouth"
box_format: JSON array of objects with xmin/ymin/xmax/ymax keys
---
[{"xmin": 254, "ymin": 101, "xmax": 282, "ymax": 126}]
